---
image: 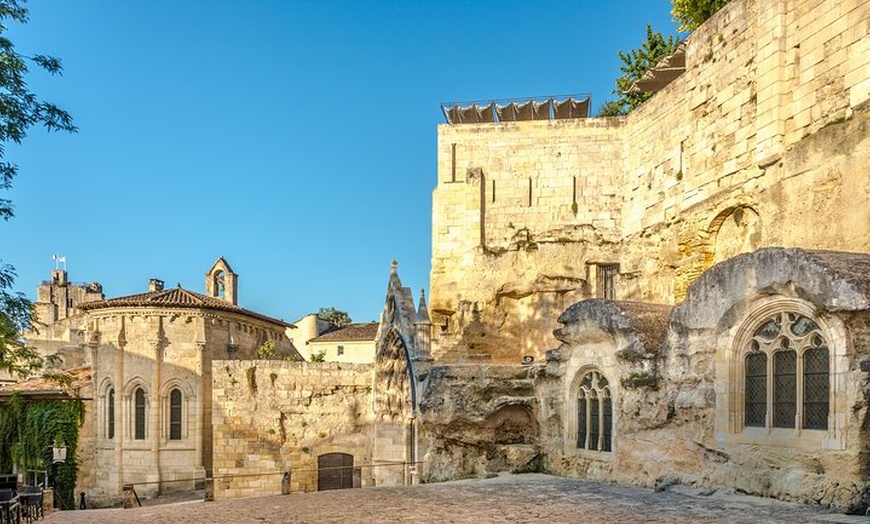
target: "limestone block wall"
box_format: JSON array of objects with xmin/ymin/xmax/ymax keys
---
[
  {"xmin": 429, "ymin": 0, "xmax": 870, "ymax": 362},
  {"xmin": 87, "ymin": 312, "xmax": 207, "ymax": 506},
  {"xmin": 40, "ymin": 301, "xmax": 297, "ymax": 506},
  {"xmin": 621, "ymin": 0, "xmax": 870, "ymax": 300},
  {"xmin": 212, "ymin": 360, "xmax": 375, "ymax": 499}
]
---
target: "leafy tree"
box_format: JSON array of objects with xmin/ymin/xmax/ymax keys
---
[
  {"xmin": 598, "ymin": 25, "xmax": 680, "ymax": 117},
  {"xmin": 0, "ymin": 264, "xmax": 41, "ymax": 378},
  {"xmin": 256, "ymin": 340, "xmax": 278, "ymax": 359},
  {"xmin": 672, "ymin": 0, "xmax": 731, "ymax": 32},
  {"xmin": 317, "ymin": 307, "xmax": 351, "ymax": 327},
  {"xmin": 0, "ymin": 0, "xmax": 77, "ymax": 379}
]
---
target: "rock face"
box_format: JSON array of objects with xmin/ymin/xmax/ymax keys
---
[
  {"xmin": 419, "ymin": 365, "xmax": 541, "ymax": 481},
  {"xmin": 420, "ymin": 248, "xmax": 870, "ymax": 513}
]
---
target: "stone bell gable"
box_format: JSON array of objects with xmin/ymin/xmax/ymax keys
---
[{"xmin": 205, "ymin": 256, "xmax": 238, "ymax": 305}]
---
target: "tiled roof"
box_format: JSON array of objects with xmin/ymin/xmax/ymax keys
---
[
  {"xmin": 78, "ymin": 286, "xmax": 293, "ymax": 327},
  {"xmin": 0, "ymin": 367, "xmax": 92, "ymax": 399},
  {"xmin": 311, "ymin": 322, "xmax": 379, "ymax": 342}
]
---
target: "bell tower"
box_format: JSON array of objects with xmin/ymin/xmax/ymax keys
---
[{"xmin": 205, "ymin": 257, "xmax": 238, "ymax": 305}]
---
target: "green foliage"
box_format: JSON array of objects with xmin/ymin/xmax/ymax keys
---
[
  {"xmin": 309, "ymin": 350, "xmax": 325, "ymax": 363},
  {"xmin": 0, "ymin": 0, "xmax": 76, "ymax": 379},
  {"xmin": 598, "ymin": 25, "xmax": 680, "ymax": 116},
  {"xmin": 0, "ymin": 394, "xmax": 84, "ymax": 509},
  {"xmin": 317, "ymin": 307, "xmax": 351, "ymax": 327},
  {"xmin": 0, "ymin": 264, "xmax": 41, "ymax": 378},
  {"xmin": 256, "ymin": 340, "xmax": 277, "ymax": 359},
  {"xmin": 0, "ymin": 0, "xmax": 76, "ymax": 220},
  {"xmin": 672, "ymin": 0, "xmax": 731, "ymax": 32}
]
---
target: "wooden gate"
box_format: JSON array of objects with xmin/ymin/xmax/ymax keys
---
[{"xmin": 317, "ymin": 452, "xmax": 354, "ymax": 491}]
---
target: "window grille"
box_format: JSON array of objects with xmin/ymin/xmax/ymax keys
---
[
  {"xmin": 803, "ymin": 345, "xmax": 829, "ymax": 429},
  {"xmin": 745, "ymin": 353, "xmax": 766, "ymax": 427},
  {"xmin": 742, "ymin": 312, "xmax": 829, "ymax": 431},
  {"xmin": 772, "ymin": 350, "xmax": 797, "ymax": 428},
  {"xmin": 575, "ymin": 370, "xmax": 611, "ymax": 452}
]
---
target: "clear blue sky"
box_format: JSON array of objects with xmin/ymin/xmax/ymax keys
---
[{"xmin": 3, "ymin": 1, "xmax": 679, "ymax": 324}]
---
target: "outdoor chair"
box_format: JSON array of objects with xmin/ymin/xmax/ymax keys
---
[
  {"xmin": 16, "ymin": 486, "xmax": 42, "ymax": 522},
  {"xmin": 0, "ymin": 488, "xmax": 20, "ymax": 524}
]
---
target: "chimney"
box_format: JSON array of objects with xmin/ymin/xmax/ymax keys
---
[{"xmin": 149, "ymin": 278, "xmax": 165, "ymax": 292}]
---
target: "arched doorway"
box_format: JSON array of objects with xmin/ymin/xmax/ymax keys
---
[{"xmin": 317, "ymin": 452, "xmax": 355, "ymax": 491}]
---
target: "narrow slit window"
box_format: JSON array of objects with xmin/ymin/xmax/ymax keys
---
[
  {"xmin": 134, "ymin": 387, "xmax": 146, "ymax": 440},
  {"xmin": 169, "ymin": 388, "xmax": 183, "ymax": 440},
  {"xmin": 107, "ymin": 388, "xmax": 115, "ymax": 439}
]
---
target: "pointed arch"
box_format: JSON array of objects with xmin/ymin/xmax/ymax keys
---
[{"xmin": 374, "ymin": 327, "xmax": 416, "ymax": 417}]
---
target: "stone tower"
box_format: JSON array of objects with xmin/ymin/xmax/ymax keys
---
[
  {"xmin": 205, "ymin": 257, "xmax": 238, "ymax": 305},
  {"xmin": 34, "ymin": 268, "xmax": 103, "ymax": 324}
]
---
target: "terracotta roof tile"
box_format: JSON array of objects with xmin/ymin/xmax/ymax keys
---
[
  {"xmin": 78, "ymin": 287, "xmax": 293, "ymax": 327},
  {"xmin": 0, "ymin": 367, "xmax": 92, "ymax": 399},
  {"xmin": 311, "ymin": 322, "xmax": 379, "ymax": 342}
]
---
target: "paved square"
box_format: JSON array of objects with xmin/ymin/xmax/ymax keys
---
[{"xmin": 44, "ymin": 474, "xmax": 866, "ymax": 523}]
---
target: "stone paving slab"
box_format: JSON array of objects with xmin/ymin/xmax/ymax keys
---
[{"xmin": 44, "ymin": 474, "xmax": 868, "ymax": 524}]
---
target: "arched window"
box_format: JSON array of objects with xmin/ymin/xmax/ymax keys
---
[
  {"xmin": 134, "ymin": 387, "xmax": 147, "ymax": 440},
  {"xmin": 169, "ymin": 388, "xmax": 183, "ymax": 440},
  {"xmin": 742, "ymin": 312, "xmax": 829, "ymax": 430},
  {"xmin": 107, "ymin": 387, "xmax": 115, "ymax": 439},
  {"xmin": 575, "ymin": 370, "xmax": 612, "ymax": 452}
]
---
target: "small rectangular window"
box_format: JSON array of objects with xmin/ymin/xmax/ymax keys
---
[
  {"xmin": 594, "ymin": 264, "xmax": 619, "ymax": 300},
  {"xmin": 337, "ymin": 345, "xmax": 344, "ymax": 356}
]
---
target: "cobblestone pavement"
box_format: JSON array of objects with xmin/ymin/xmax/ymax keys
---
[{"xmin": 45, "ymin": 474, "xmax": 869, "ymax": 524}]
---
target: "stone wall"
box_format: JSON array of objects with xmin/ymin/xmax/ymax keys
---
[
  {"xmin": 81, "ymin": 307, "xmax": 295, "ymax": 506},
  {"xmin": 429, "ymin": 0, "xmax": 870, "ymax": 362},
  {"xmin": 211, "ymin": 360, "xmax": 376, "ymax": 498},
  {"xmin": 420, "ymin": 248, "xmax": 870, "ymax": 512}
]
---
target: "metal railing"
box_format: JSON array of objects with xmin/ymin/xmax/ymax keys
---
[{"xmin": 121, "ymin": 460, "xmax": 423, "ymax": 508}]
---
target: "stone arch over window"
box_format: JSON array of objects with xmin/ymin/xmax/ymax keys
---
[
  {"xmin": 160, "ymin": 379, "xmax": 194, "ymax": 442},
  {"xmin": 169, "ymin": 388, "xmax": 182, "ymax": 440},
  {"xmin": 124, "ymin": 378, "xmax": 150, "ymax": 441},
  {"xmin": 567, "ymin": 367, "xmax": 613, "ymax": 453},
  {"xmin": 98, "ymin": 378, "xmax": 115, "ymax": 440},
  {"xmin": 728, "ymin": 298, "xmax": 844, "ymax": 446}
]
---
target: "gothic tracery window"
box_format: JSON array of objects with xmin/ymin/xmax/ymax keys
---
[
  {"xmin": 575, "ymin": 370, "xmax": 612, "ymax": 452},
  {"xmin": 743, "ymin": 312, "xmax": 829, "ymax": 431}
]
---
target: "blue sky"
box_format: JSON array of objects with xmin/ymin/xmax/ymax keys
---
[{"xmin": 3, "ymin": 1, "xmax": 679, "ymax": 324}]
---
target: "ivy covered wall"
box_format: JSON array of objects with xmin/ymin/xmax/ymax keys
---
[{"xmin": 0, "ymin": 394, "xmax": 84, "ymax": 509}]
